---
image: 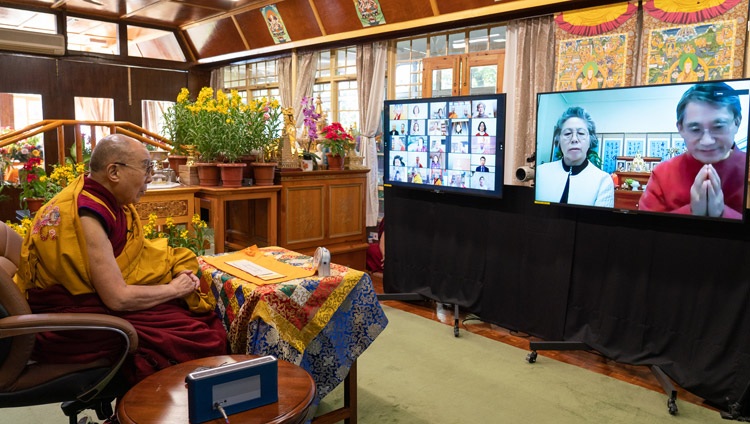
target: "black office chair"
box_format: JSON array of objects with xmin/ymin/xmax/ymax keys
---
[{"xmin": 0, "ymin": 221, "xmax": 138, "ymax": 424}]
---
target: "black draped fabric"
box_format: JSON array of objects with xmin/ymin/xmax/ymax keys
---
[
  {"xmin": 565, "ymin": 217, "xmax": 750, "ymax": 407},
  {"xmin": 384, "ymin": 185, "xmax": 575, "ymax": 340},
  {"xmin": 384, "ymin": 184, "xmax": 750, "ymax": 407}
]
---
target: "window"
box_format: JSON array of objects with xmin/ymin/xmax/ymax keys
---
[
  {"xmin": 74, "ymin": 97, "xmax": 114, "ymax": 148},
  {"xmin": 221, "ymin": 59, "xmax": 280, "ymax": 101},
  {"xmin": 67, "ymin": 17, "xmax": 118, "ymax": 55},
  {"xmin": 391, "ymin": 24, "xmax": 507, "ymax": 100},
  {"xmin": 313, "ymin": 47, "xmax": 359, "ymax": 130},
  {"xmin": 127, "ymin": 26, "xmax": 185, "ymax": 62},
  {"xmin": 142, "ymin": 100, "xmax": 173, "ymax": 137}
]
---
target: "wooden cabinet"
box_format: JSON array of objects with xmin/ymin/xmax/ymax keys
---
[
  {"xmin": 135, "ymin": 186, "xmax": 199, "ymax": 227},
  {"xmin": 276, "ymin": 169, "xmax": 369, "ymax": 270},
  {"xmin": 613, "ymin": 171, "xmax": 651, "ymax": 210}
]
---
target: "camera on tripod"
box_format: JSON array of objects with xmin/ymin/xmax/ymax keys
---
[{"xmin": 515, "ymin": 152, "xmax": 536, "ymax": 183}]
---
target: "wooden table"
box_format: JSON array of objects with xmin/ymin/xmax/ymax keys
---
[
  {"xmin": 117, "ymin": 354, "xmax": 316, "ymax": 424},
  {"xmin": 199, "ymin": 247, "xmax": 389, "ymax": 424},
  {"xmin": 194, "ymin": 185, "xmax": 281, "ymax": 253}
]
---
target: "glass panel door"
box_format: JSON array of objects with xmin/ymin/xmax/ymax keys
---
[{"xmin": 422, "ymin": 56, "xmax": 459, "ymax": 98}]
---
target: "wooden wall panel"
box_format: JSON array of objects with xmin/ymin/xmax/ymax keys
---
[
  {"xmin": 185, "ymin": 19, "xmax": 247, "ymax": 60},
  {"xmin": 379, "ymin": 0, "xmax": 434, "ymax": 23},
  {"xmin": 235, "ymin": 11, "xmax": 275, "ymax": 48},
  {"xmin": 313, "ymin": 0, "xmax": 364, "ymax": 34},
  {"xmin": 435, "ymin": 0, "xmax": 510, "ymax": 15},
  {"xmin": 275, "ymin": 0, "xmax": 324, "ymax": 41}
]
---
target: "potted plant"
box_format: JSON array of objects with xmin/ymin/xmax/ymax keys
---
[
  {"xmin": 319, "ymin": 122, "xmax": 354, "ymax": 170},
  {"xmin": 162, "ymin": 88, "xmax": 192, "ymax": 170},
  {"xmin": 249, "ymin": 97, "xmax": 283, "ymax": 186},
  {"xmin": 18, "ymin": 156, "xmax": 51, "ymax": 213},
  {"xmin": 299, "ymin": 96, "xmax": 321, "ymax": 171}
]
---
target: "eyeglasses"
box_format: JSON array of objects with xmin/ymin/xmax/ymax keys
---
[
  {"xmin": 684, "ymin": 121, "xmax": 735, "ymax": 140},
  {"xmin": 113, "ymin": 161, "xmax": 154, "ymax": 177},
  {"xmin": 560, "ymin": 129, "xmax": 589, "ymax": 141}
]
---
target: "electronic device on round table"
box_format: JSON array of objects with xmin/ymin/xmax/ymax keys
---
[{"xmin": 313, "ymin": 247, "xmax": 330, "ymax": 277}]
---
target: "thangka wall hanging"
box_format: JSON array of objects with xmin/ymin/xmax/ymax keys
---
[
  {"xmin": 554, "ymin": 2, "xmax": 637, "ymax": 91},
  {"xmin": 261, "ymin": 5, "xmax": 291, "ymax": 44},
  {"xmin": 642, "ymin": 0, "xmax": 747, "ymax": 84},
  {"xmin": 354, "ymin": 0, "xmax": 386, "ymax": 26}
]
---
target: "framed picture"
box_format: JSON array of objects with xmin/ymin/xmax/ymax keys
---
[
  {"xmin": 647, "ymin": 135, "xmax": 670, "ymax": 160},
  {"xmin": 600, "ymin": 134, "xmax": 623, "ymax": 174},
  {"xmin": 624, "ymin": 136, "xmax": 646, "ymax": 157},
  {"xmin": 671, "ymin": 134, "xmax": 686, "ymax": 154},
  {"xmin": 615, "ymin": 158, "xmax": 628, "ymax": 172}
]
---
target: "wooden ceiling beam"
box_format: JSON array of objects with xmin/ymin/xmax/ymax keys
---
[
  {"xmin": 308, "ymin": 0, "xmax": 326, "ymax": 36},
  {"xmin": 180, "ymin": 0, "xmax": 283, "ymax": 31}
]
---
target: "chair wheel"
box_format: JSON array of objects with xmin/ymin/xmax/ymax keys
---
[
  {"xmin": 667, "ymin": 398, "xmax": 678, "ymax": 415},
  {"xmin": 526, "ymin": 351, "xmax": 538, "ymax": 363}
]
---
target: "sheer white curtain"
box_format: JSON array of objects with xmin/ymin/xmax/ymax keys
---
[
  {"xmin": 142, "ymin": 100, "xmax": 172, "ymax": 136},
  {"xmin": 210, "ymin": 69, "xmax": 224, "ymax": 91},
  {"xmin": 503, "ymin": 16, "xmax": 555, "ymax": 186},
  {"xmin": 74, "ymin": 97, "xmax": 114, "ymax": 142},
  {"xmin": 357, "ymin": 41, "xmax": 387, "ymax": 226},
  {"xmin": 292, "ymin": 51, "xmax": 318, "ymax": 133},
  {"xmin": 278, "ymin": 56, "xmax": 293, "ymax": 108}
]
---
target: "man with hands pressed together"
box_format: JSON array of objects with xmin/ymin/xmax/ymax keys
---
[
  {"xmin": 639, "ymin": 82, "xmax": 747, "ymax": 219},
  {"xmin": 15, "ymin": 134, "xmax": 227, "ymax": 385}
]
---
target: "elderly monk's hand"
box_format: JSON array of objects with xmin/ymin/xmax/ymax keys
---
[{"xmin": 170, "ymin": 271, "xmax": 201, "ymax": 298}]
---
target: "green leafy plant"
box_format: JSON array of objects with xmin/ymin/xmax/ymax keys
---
[
  {"xmin": 143, "ymin": 213, "xmax": 210, "ymax": 256},
  {"xmin": 18, "ymin": 156, "xmax": 51, "ymax": 207},
  {"xmin": 166, "ymin": 87, "xmax": 283, "ymax": 163}
]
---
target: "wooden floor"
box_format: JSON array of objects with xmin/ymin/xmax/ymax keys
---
[{"xmin": 369, "ymin": 273, "xmax": 718, "ymax": 414}]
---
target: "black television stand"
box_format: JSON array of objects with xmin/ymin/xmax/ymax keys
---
[
  {"xmin": 376, "ymin": 293, "xmax": 462, "ymax": 337},
  {"xmin": 525, "ymin": 340, "xmax": 679, "ymax": 415}
]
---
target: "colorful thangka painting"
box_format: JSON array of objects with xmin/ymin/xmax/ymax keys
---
[
  {"xmin": 261, "ymin": 5, "xmax": 291, "ymax": 44},
  {"xmin": 645, "ymin": 20, "xmax": 738, "ymax": 85},
  {"xmin": 555, "ymin": 34, "xmax": 629, "ymax": 91},
  {"xmin": 353, "ymin": 0, "xmax": 386, "ymax": 27}
]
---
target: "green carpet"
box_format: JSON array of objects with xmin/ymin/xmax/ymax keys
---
[{"xmin": 317, "ymin": 305, "xmax": 725, "ymax": 424}]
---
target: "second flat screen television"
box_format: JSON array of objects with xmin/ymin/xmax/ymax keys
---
[
  {"xmin": 383, "ymin": 94, "xmax": 506, "ymax": 198},
  {"xmin": 534, "ymin": 79, "xmax": 750, "ymax": 222}
]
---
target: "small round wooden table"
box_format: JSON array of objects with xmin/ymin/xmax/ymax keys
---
[{"xmin": 117, "ymin": 355, "xmax": 316, "ymax": 424}]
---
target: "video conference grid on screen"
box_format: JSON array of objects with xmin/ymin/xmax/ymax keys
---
[
  {"xmin": 534, "ymin": 79, "xmax": 750, "ymax": 222},
  {"xmin": 384, "ymin": 95, "xmax": 505, "ymax": 198}
]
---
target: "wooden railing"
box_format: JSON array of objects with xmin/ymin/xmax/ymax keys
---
[{"xmin": 0, "ymin": 120, "xmax": 174, "ymax": 165}]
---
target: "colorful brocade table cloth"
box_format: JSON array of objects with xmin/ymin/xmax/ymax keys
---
[{"xmin": 198, "ymin": 246, "xmax": 388, "ymax": 400}]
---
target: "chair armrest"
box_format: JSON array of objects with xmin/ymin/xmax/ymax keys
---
[
  {"xmin": 0, "ymin": 313, "xmax": 138, "ymax": 403},
  {"xmin": 0, "ymin": 313, "xmax": 138, "ymax": 353}
]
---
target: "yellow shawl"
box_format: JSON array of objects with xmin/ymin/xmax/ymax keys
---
[{"xmin": 15, "ymin": 175, "xmax": 214, "ymax": 313}]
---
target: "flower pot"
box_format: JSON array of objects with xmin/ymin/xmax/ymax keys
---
[
  {"xmin": 326, "ymin": 153, "xmax": 344, "ymax": 170},
  {"xmin": 24, "ymin": 197, "xmax": 45, "ymax": 214},
  {"xmin": 166, "ymin": 155, "xmax": 188, "ymax": 171},
  {"xmin": 218, "ymin": 162, "xmax": 246, "ymax": 188},
  {"xmin": 252, "ymin": 162, "xmax": 277, "ymax": 186},
  {"xmin": 240, "ymin": 154, "xmax": 257, "ymax": 180},
  {"xmin": 195, "ymin": 163, "xmax": 220, "ymax": 187}
]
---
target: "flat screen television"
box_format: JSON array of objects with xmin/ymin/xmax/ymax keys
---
[
  {"xmin": 534, "ymin": 79, "xmax": 750, "ymax": 222},
  {"xmin": 382, "ymin": 94, "xmax": 506, "ymax": 198}
]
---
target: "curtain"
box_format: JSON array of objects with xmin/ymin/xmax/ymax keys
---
[
  {"xmin": 503, "ymin": 16, "xmax": 555, "ymax": 186},
  {"xmin": 74, "ymin": 97, "xmax": 114, "ymax": 142},
  {"xmin": 356, "ymin": 41, "xmax": 387, "ymax": 227},
  {"xmin": 292, "ymin": 51, "xmax": 318, "ymax": 135},
  {"xmin": 278, "ymin": 55, "xmax": 293, "ymax": 108},
  {"xmin": 210, "ymin": 69, "xmax": 223, "ymax": 91},
  {"xmin": 142, "ymin": 100, "xmax": 171, "ymax": 136}
]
